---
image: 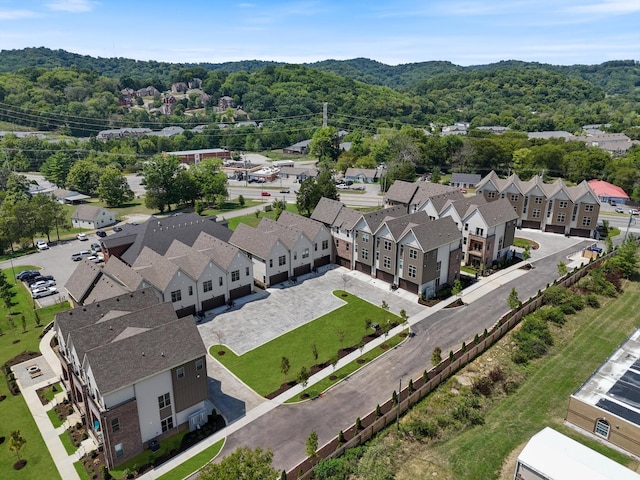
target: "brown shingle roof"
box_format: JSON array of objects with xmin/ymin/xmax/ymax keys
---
[
  {"xmin": 257, "ymin": 218, "xmax": 307, "ymax": 250},
  {"xmin": 102, "ymin": 256, "xmax": 146, "ymax": 291},
  {"xmin": 132, "ymin": 247, "xmax": 180, "ymax": 290},
  {"xmin": 378, "ymin": 211, "xmax": 430, "ymax": 240},
  {"xmin": 229, "ymin": 223, "xmax": 279, "ymax": 260},
  {"xmin": 361, "ymin": 205, "xmax": 406, "ymax": 232},
  {"xmin": 277, "ymin": 211, "xmax": 324, "ymax": 240},
  {"xmin": 192, "ymin": 232, "xmax": 242, "ymax": 270},
  {"xmin": 408, "ymin": 217, "xmax": 462, "ymax": 252},
  {"xmin": 473, "ymin": 198, "xmax": 519, "ymax": 227},
  {"xmin": 64, "ymin": 260, "xmax": 103, "ymax": 304},
  {"xmin": 311, "ymin": 197, "xmax": 345, "ymax": 225},
  {"xmin": 165, "ymin": 240, "xmax": 211, "ymax": 279},
  {"xmin": 384, "ymin": 180, "xmax": 418, "ymax": 205}
]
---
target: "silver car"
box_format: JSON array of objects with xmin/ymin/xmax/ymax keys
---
[
  {"xmin": 31, "ymin": 286, "xmax": 58, "ymax": 299},
  {"xmin": 30, "ymin": 279, "xmax": 56, "ymax": 290}
]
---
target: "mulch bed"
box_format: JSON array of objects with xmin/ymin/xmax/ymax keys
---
[
  {"xmin": 13, "ymin": 459, "xmax": 26, "ymax": 470},
  {"xmin": 445, "ymin": 298, "xmax": 465, "ymax": 308},
  {"xmin": 5, "ymin": 351, "xmax": 40, "ymax": 367}
]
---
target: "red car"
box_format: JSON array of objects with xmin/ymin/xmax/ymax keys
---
[{"xmin": 261, "ymin": 191, "xmax": 271, "ymax": 196}]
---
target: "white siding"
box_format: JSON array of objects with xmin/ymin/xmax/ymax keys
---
[{"xmin": 134, "ymin": 371, "xmax": 174, "ymax": 442}]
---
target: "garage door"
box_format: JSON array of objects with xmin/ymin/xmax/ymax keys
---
[
  {"xmin": 545, "ymin": 224, "xmax": 566, "ymax": 234},
  {"xmin": 521, "ymin": 220, "xmax": 541, "ymax": 230},
  {"xmin": 294, "ymin": 264, "xmax": 311, "ymax": 277},
  {"xmin": 229, "ymin": 284, "xmax": 251, "ymax": 300},
  {"xmin": 201, "ymin": 295, "xmax": 225, "ymax": 312},
  {"xmin": 354, "ymin": 262, "xmax": 371, "ymax": 275},
  {"xmin": 176, "ymin": 304, "xmax": 196, "ymax": 319},
  {"xmin": 398, "ymin": 278, "xmax": 418, "ymax": 293},
  {"xmin": 269, "ymin": 271, "xmax": 289, "ymax": 286},
  {"xmin": 376, "ymin": 270, "xmax": 394, "ymax": 284},
  {"xmin": 569, "ymin": 228, "xmax": 591, "ymax": 238},
  {"xmin": 314, "ymin": 256, "xmax": 330, "ymax": 268},
  {"xmin": 336, "ymin": 256, "xmax": 350, "ymax": 268}
]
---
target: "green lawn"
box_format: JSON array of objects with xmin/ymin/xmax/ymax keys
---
[
  {"xmin": 513, "ymin": 237, "xmax": 539, "ymax": 249},
  {"xmin": 47, "ymin": 408, "xmax": 65, "ymax": 429},
  {"xmin": 59, "ymin": 430, "xmax": 78, "ymax": 455},
  {"xmin": 439, "ymin": 281, "xmax": 640, "ymax": 479},
  {"xmin": 74, "ymin": 461, "xmax": 92, "ymax": 480},
  {"xmin": 286, "ymin": 332, "xmax": 408, "ymax": 403},
  {"xmin": 210, "ymin": 291, "xmax": 401, "ymax": 396},
  {"xmin": 201, "ymin": 198, "xmax": 262, "ymax": 217},
  {"xmin": 39, "ymin": 382, "xmax": 61, "ymax": 403},
  {"xmin": 0, "ymin": 267, "xmax": 69, "ymax": 480},
  {"xmin": 156, "ymin": 439, "xmax": 224, "ymax": 480},
  {"xmin": 226, "ymin": 203, "xmax": 300, "ymax": 230}
]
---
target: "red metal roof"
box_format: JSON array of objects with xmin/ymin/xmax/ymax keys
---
[{"xmin": 588, "ymin": 179, "xmax": 629, "ymax": 199}]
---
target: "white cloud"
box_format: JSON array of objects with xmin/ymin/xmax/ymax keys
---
[
  {"xmin": 46, "ymin": 0, "xmax": 96, "ymax": 13},
  {"xmin": 0, "ymin": 9, "xmax": 38, "ymax": 20},
  {"xmin": 564, "ymin": 0, "xmax": 640, "ymax": 15}
]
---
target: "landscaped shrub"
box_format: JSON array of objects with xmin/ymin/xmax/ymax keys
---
[
  {"xmin": 542, "ymin": 285, "xmax": 571, "ymax": 306},
  {"xmin": 502, "ymin": 380, "xmax": 519, "ymax": 395},
  {"xmin": 586, "ymin": 294, "xmax": 601, "ymax": 309},
  {"xmin": 406, "ymin": 418, "xmax": 439, "ymax": 440},
  {"xmin": 472, "ymin": 376, "xmax": 493, "ymax": 397},
  {"xmin": 537, "ymin": 306, "xmax": 565, "ymax": 325},
  {"xmin": 511, "ymin": 316, "xmax": 553, "ymax": 364}
]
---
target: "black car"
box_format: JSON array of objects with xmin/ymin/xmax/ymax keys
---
[
  {"xmin": 96, "ymin": 230, "xmax": 107, "ymax": 238},
  {"xmin": 113, "ymin": 226, "xmax": 123, "ymax": 232},
  {"xmin": 16, "ymin": 270, "xmax": 39, "ymax": 281},
  {"xmin": 27, "ymin": 275, "xmax": 54, "ymax": 286}
]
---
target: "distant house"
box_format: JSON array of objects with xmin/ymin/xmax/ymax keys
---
[
  {"xmin": 277, "ymin": 166, "xmax": 318, "ymax": 183},
  {"xmin": 588, "ymin": 179, "xmax": 630, "ymax": 205},
  {"xmin": 344, "ymin": 168, "xmax": 380, "ymax": 183},
  {"xmin": 164, "ymin": 148, "xmax": 230, "ymax": 165},
  {"xmin": 71, "ymin": 205, "xmax": 116, "ymax": 230},
  {"xmin": 218, "ymin": 96, "xmax": 234, "ymax": 110},
  {"xmin": 171, "ymin": 82, "xmax": 188, "ymax": 93},
  {"xmin": 283, "ymin": 140, "xmax": 311, "ymax": 155},
  {"xmin": 51, "ymin": 188, "xmax": 91, "ymax": 205},
  {"xmin": 449, "ymin": 173, "xmax": 481, "ymax": 189}
]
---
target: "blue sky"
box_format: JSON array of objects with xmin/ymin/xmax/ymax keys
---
[{"xmin": 1, "ymin": 0, "xmax": 639, "ymax": 66}]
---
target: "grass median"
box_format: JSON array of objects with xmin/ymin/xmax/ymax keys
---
[{"xmin": 210, "ymin": 290, "xmax": 401, "ymax": 397}]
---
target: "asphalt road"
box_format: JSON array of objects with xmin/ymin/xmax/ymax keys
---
[{"xmin": 218, "ymin": 238, "xmax": 593, "ymax": 472}]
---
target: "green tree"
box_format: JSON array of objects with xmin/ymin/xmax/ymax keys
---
[
  {"xmin": 199, "ymin": 446, "xmax": 277, "ymax": 480},
  {"xmin": 97, "ymin": 167, "xmax": 134, "ymax": 207},
  {"xmin": 296, "ymin": 177, "xmax": 321, "ymax": 216},
  {"xmin": 451, "ymin": 278, "xmax": 463, "ymax": 297},
  {"xmin": 9, "ymin": 430, "xmax": 26, "ymax": 461},
  {"xmin": 143, "ymin": 155, "xmax": 182, "ymax": 213},
  {"xmin": 431, "ymin": 346, "xmax": 442, "ymax": 366},
  {"xmin": 32, "ymin": 193, "xmax": 61, "ymax": 243},
  {"xmin": 610, "ymin": 236, "xmax": 638, "ymax": 279},
  {"xmin": 0, "ymin": 270, "xmax": 15, "ymax": 308},
  {"xmin": 40, "ymin": 152, "xmax": 73, "ymax": 187},
  {"xmin": 306, "ymin": 430, "xmax": 319, "ymax": 461},
  {"xmin": 66, "ymin": 159, "xmax": 102, "ymax": 195},
  {"xmin": 280, "ymin": 356, "xmax": 290, "ymax": 382},
  {"xmin": 431, "ymin": 167, "xmax": 441, "ymax": 183},
  {"xmin": 507, "ymin": 287, "xmax": 521, "ymax": 310},
  {"xmin": 310, "ymin": 127, "xmax": 340, "ymax": 162},
  {"xmin": 297, "ymin": 366, "xmax": 310, "ymax": 388},
  {"xmin": 316, "ymin": 170, "xmax": 339, "ymax": 201},
  {"xmin": 557, "ymin": 262, "xmax": 568, "ymax": 277},
  {"xmin": 190, "ymin": 158, "xmax": 228, "ymax": 206}
]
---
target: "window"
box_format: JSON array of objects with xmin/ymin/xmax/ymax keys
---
[
  {"xmin": 115, "ymin": 443, "xmax": 124, "ymax": 458},
  {"xmin": 293, "ymin": 251, "xmax": 297, "ymax": 260},
  {"xmin": 584, "ymin": 204, "xmax": 594, "ymax": 212},
  {"xmin": 532, "ymin": 209, "xmax": 541, "ymax": 218},
  {"xmin": 510, "ymin": 194, "xmax": 519, "ymax": 201},
  {"xmin": 362, "ymin": 233, "xmax": 369, "ymax": 243},
  {"xmin": 463, "ymin": 237, "xmax": 467, "ymax": 245},
  {"xmin": 559, "ymin": 200, "xmax": 568, "ymax": 208},
  {"xmin": 302, "ymin": 248, "xmax": 309, "ymax": 259},
  {"xmin": 219, "ymin": 276, "xmax": 223, "ymax": 286},
  {"xmin": 436, "ymin": 261, "xmax": 441, "ymax": 272},
  {"xmin": 231, "ymin": 270, "xmax": 240, "ymax": 282},
  {"xmin": 346, "ymin": 243, "xmax": 350, "ymax": 251},
  {"xmin": 278, "ymin": 255, "xmax": 286, "ymax": 266},
  {"xmin": 534, "ymin": 196, "xmax": 543, "ymax": 204},
  {"xmin": 361, "ymin": 248, "xmax": 369, "ymax": 260},
  {"xmin": 177, "ymin": 367, "xmax": 184, "ymax": 379},
  {"xmin": 464, "ymin": 223, "xmax": 469, "ymax": 231},
  {"xmin": 203, "ymin": 280, "xmax": 213, "ymax": 292},
  {"xmin": 595, "ymin": 419, "xmax": 610, "ymax": 438},
  {"xmin": 158, "ymin": 393, "xmax": 171, "ymax": 409},
  {"xmin": 501, "ymin": 193, "xmax": 505, "ymax": 198},
  {"xmin": 322, "ymin": 240, "xmax": 328, "ymax": 250},
  {"xmin": 408, "ymin": 265, "xmax": 416, "ymax": 278},
  {"xmin": 246, "ymin": 267, "xmax": 250, "ymax": 276},
  {"xmin": 111, "ymin": 417, "xmax": 120, "ymax": 433},
  {"xmin": 170, "ymin": 290, "xmax": 181, "ymax": 303},
  {"xmin": 188, "ymin": 286, "xmax": 193, "ymax": 296},
  {"xmin": 384, "ymin": 239, "xmax": 392, "ymax": 251},
  {"xmin": 556, "ymin": 213, "xmax": 566, "ymax": 222},
  {"xmin": 161, "ymin": 417, "xmax": 174, "ymax": 433},
  {"xmin": 487, "ymin": 191, "xmax": 496, "ymax": 199},
  {"xmin": 582, "ymin": 217, "xmax": 592, "ymax": 227},
  {"xmin": 409, "ymin": 248, "xmax": 417, "ymax": 259},
  {"xmin": 269, "ymin": 259, "xmax": 273, "ymax": 268},
  {"xmin": 196, "ymin": 358, "xmax": 203, "ymax": 371},
  {"xmin": 475, "ymin": 227, "xmax": 484, "ymax": 236},
  {"xmin": 383, "ymin": 256, "xmax": 391, "ymax": 269},
  {"xmin": 314, "ymin": 243, "xmax": 318, "ymax": 251}
]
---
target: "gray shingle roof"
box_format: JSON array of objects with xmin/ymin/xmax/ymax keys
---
[
  {"xmin": 103, "ymin": 214, "xmax": 232, "ymax": 266},
  {"xmin": 361, "ymin": 205, "xmax": 406, "ymax": 232},
  {"xmin": 64, "ymin": 260, "xmax": 103, "ymax": 304},
  {"xmin": 378, "ymin": 211, "xmax": 430, "ymax": 240},
  {"xmin": 102, "ymin": 256, "xmax": 146, "ymax": 291},
  {"xmin": 277, "ymin": 211, "xmax": 324, "ymax": 240},
  {"xmin": 229, "ymin": 223, "xmax": 279, "ymax": 260},
  {"xmin": 83, "ymin": 275, "xmax": 129, "ymax": 304},
  {"xmin": 311, "ymin": 197, "xmax": 345, "ymax": 225},
  {"xmin": 473, "ymin": 198, "xmax": 519, "ymax": 227},
  {"xmin": 447, "ymin": 195, "xmax": 487, "ymax": 218},
  {"xmin": 132, "ymin": 247, "xmax": 180, "ymax": 290},
  {"xmin": 192, "ymin": 232, "xmax": 242, "ymax": 270},
  {"xmin": 257, "ymin": 218, "xmax": 307, "ymax": 250},
  {"xmin": 86, "ymin": 314, "xmax": 206, "ymax": 395},
  {"xmin": 450, "ymin": 173, "xmax": 481, "ymax": 185},
  {"xmin": 72, "ymin": 205, "xmax": 113, "ymax": 222},
  {"xmin": 333, "ymin": 206, "xmax": 362, "ymax": 230},
  {"xmin": 408, "ymin": 217, "xmax": 462, "ymax": 252},
  {"xmin": 165, "ymin": 240, "xmax": 212, "ymax": 279},
  {"xmin": 411, "ymin": 183, "xmax": 460, "ymax": 208},
  {"xmin": 384, "ymin": 180, "xmax": 418, "ymax": 205}
]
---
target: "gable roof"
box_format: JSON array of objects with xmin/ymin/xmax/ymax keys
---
[
  {"xmin": 406, "ymin": 217, "xmax": 461, "ymax": 252},
  {"xmin": 192, "ymin": 232, "xmax": 243, "ymax": 270},
  {"xmin": 588, "ymin": 179, "xmax": 629, "ymax": 199},
  {"xmin": 377, "ymin": 211, "xmax": 430, "ymax": 240},
  {"xmin": 83, "ymin": 274, "xmax": 130, "ymax": 304},
  {"xmin": 447, "ymin": 195, "xmax": 487, "ymax": 218},
  {"xmin": 102, "ymin": 256, "xmax": 146, "ymax": 291},
  {"xmin": 165, "ymin": 240, "xmax": 212, "ymax": 279},
  {"xmin": 450, "ymin": 173, "xmax": 481, "ymax": 185},
  {"xmin": 102, "ymin": 214, "xmax": 232, "ymax": 266},
  {"xmin": 64, "ymin": 260, "xmax": 103, "ymax": 304},
  {"xmin": 277, "ymin": 211, "xmax": 325, "ymax": 240},
  {"xmin": 72, "ymin": 205, "xmax": 113, "ymax": 222},
  {"xmin": 310, "ymin": 197, "xmax": 345, "ymax": 225},
  {"xmin": 361, "ymin": 205, "xmax": 406, "ymax": 232},
  {"xmin": 229, "ymin": 223, "xmax": 279, "ymax": 260},
  {"xmin": 384, "ymin": 180, "xmax": 419, "ymax": 205},
  {"xmin": 132, "ymin": 247, "xmax": 181, "ymax": 290},
  {"xmin": 344, "ymin": 167, "xmax": 378, "ymax": 178},
  {"xmin": 472, "ymin": 198, "xmax": 519, "ymax": 227},
  {"xmin": 257, "ymin": 218, "xmax": 308, "ymax": 250}
]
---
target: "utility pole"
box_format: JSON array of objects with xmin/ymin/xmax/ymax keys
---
[{"xmin": 322, "ymin": 102, "xmax": 328, "ymax": 128}]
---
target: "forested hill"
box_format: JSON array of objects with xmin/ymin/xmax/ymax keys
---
[{"xmin": 0, "ymin": 47, "xmax": 638, "ymax": 95}]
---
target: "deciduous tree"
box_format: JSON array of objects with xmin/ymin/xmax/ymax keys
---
[{"xmin": 199, "ymin": 446, "xmax": 277, "ymax": 480}]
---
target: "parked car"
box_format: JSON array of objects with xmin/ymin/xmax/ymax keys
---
[
  {"xmin": 280, "ymin": 189, "xmax": 290, "ymax": 194},
  {"xmin": 76, "ymin": 233, "xmax": 88, "ymax": 241},
  {"xmin": 27, "ymin": 275, "xmax": 54, "ymax": 287},
  {"xmin": 587, "ymin": 244, "xmax": 603, "ymax": 254},
  {"xmin": 71, "ymin": 250, "xmax": 92, "ymax": 261},
  {"xmin": 96, "ymin": 230, "xmax": 107, "ymax": 238},
  {"xmin": 91, "ymin": 242, "xmax": 101, "ymax": 252},
  {"xmin": 36, "ymin": 240, "xmax": 49, "ymax": 250},
  {"xmin": 31, "ymin": 286, "xmax": 58, "ymax": 299},
  {"xmin": 30, "ymin": 279, "xmax": 56, "ymax": 290},
  {"xmin": 630, "ymin": 209, "xmax": 640, "ymax": 216},
  {"xmin": 87, "ymin": 255, "xmax": 104, "ymax": 264},
  {"xmin": 113, "ymin": 226, "xmax": 123, "ymax": 232},
  {"xmin": 615, "ymin": 206, "xmax": 625, "ymax": 213},
  {"xmin": 16, "ymin": 270, "xmax": 39, "ymax": 281},
  {"xmin": 261, "ymin": 191, "xmax": 271, "ymax": 196}
]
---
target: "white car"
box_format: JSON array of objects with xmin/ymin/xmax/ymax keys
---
[
  {"xmin": 30, "ymin": 279, "xmax": 56, "ymax": 290},
  {"xmin": 36, "ymin": 240, "xmax": 49, "ymax": 250},
  {"xmin": 630, "ymin": 209, "xmax": 640, "ymax": 216},
  {"xmin": 31, "ymin": 286, "xmax": 58, "ymax": 299},
  {"xmin": 87, "ymin": 255, "xmax": 104, "ymax": 264},
  {"xmin": 615, "ymin": 207, "xmax": 625, "ymax": 214},
  {"xmin": 76, "ymin": 233, "xmax": 88, "ymax": 241}
]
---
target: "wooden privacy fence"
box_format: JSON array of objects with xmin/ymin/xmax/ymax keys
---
[{"xmin": 287, "ymin": 251, "xmax": 614, "ymax": 479}]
